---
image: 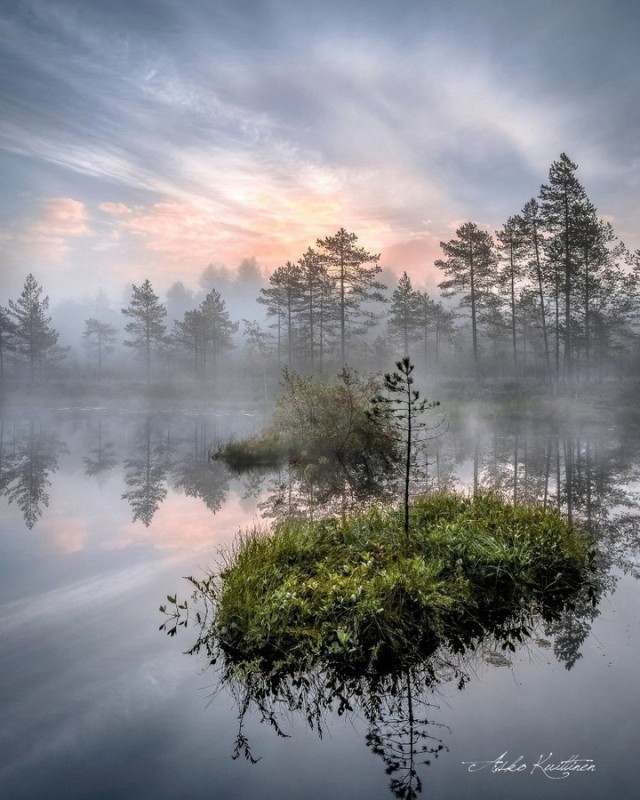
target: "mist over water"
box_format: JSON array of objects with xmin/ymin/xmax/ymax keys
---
[{"xmin": 1, "ymin": 397, "xmax": 639, "ymax": 799}]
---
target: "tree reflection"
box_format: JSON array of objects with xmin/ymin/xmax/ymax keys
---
[
  {"xmin": 0, "ymin": 417, "xmax": 66, "ymax": 528},
  {"xmin": 83, "ymin": 417, "xmax": 118, "ymax": 482},
  {"xmin": 258, "ymin": 455, "xmax": 399, "ymax": 521},
  {"xmin": 121, "ymin": 417, "xmax": 169, "ymax": 526},
  {"xmin": 171, "ymin": 420, "xmax": 230, "ymax": 513},
  {"xmin": 365, "ymin": 672, "xmax": 450, "ymax": 800},
  {"xmin": 164, "ymin": 559, "xmax": 601, "ymax": 799},
  {"xmin": 473, "ymin": 420, "xmax": 640, "ymax": 575}
]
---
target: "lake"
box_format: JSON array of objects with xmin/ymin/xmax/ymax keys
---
[{"xmin": 1, "ymin": 404, "xmax": 639, "ymax": 799}]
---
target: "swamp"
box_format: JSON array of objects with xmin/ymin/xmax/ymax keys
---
[{"xmin": 1, "ymin": 376, "xmax": 639, "ymax": 800}]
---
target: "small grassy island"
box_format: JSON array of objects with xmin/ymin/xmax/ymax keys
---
[
  {"xmin": 162, "ymin": 363, "xmax": 600, "ymax": 778},
  {"xmin": 169, "ymin": 491, "xmax": 595, "ymax": 680},
  {"xmin": 185, "ymin": 363, "xmax": 597, "ymax": 680}
]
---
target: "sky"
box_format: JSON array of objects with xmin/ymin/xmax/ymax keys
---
[{"xmin": 0, "ymin": 0, "xmax": 639, "ymax": 303}]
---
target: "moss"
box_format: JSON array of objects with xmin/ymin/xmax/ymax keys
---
[{"xmin": 208, "ymin": 491, "xmax": 593, "ymax": 676}]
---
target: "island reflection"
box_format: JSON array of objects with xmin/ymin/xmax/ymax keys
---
[{"xmin": 166, "ymin": 553, "xmax": 604, "ymax": 800}]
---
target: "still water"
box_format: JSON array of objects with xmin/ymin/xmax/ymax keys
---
[{"xmin": 1, "ymin": 405, "xmax": 639, "ymax": 799}]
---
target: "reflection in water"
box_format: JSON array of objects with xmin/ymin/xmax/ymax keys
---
[
  {"xmin": 0, "ymin": 411, "xmax": 257, "ymax": 531},
  {"xmin": 171, "ymin": 420, "xmax": 230, "ymax": 513},
  {"xmin": 83, "ymin": 418, "xmax": 118, "ymax": 481},
  {"xmin": 158, "ymin": 412, "xmax": 640, "ymax": 798},
  {"xmin": 0, "ymin": 417, "xmax": 66, "ymax": 528},
  {"xmin": 121, "ymin": 417, "xmax": 170, "ymax": 527},
  {"xmin": 172, "ymin": 566, "xmax": 602, "ymax": 800},
  {"xmin": 258, "ymin": 456, "xmax": 396, "ymax": 521},
  {"xmin": 2, "ymin": 409, "xmax": 640, "ymax": 581}
]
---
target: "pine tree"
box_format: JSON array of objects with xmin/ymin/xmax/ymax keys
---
[
  {"xmin": 572, "ymin": 201, "xmax": 616, "ymax": 380},
  {"xmin": 514, "ymin": 199, "xmax": 552, "ymax": 379},
  {"xmin": 7, "ymin": 274, "xmax": 60, "ymax": 381},
  {"xmin": 297, "ymin": 248, "xmax": 337, "ymax": 372},
  {"xmin": 388, "ymin": 272, "xmax": 423, "ymax": 357},
  {"xmin": 121, "ymin": 279, "xmax": 167, "ymax": 385},
  {"xmin": 368, "ymin": 357, "xmax": 442, "ymax": 539},
  {"xmin": 436, "ymin": 223, "xmax": 497, "ymax": 377},
  {"xmin": 243, "ymin": 320, "xmax": 273, "ymax": 403},
  {"xmin": 197, "ymin": 289, "xmax": 237, "ymax": 379},
  {"xmin": 83, "ymin": 318, "xmax": 117, "ymax": 378},
  {"xmin": 173, "ymin": 291, "xmax": 237, "ymax": 382},
  {"xmin": 258, "ymin": 262, "xmax": 304, "ymax": 368},
  {"xmin": 173, "ymin": 309, "xmax": 205, "ymax": 379},
  {"xmin": 496, "ymin": 217, "xmax": 528, "ymax": 376},
  {"xmin": 165, "ymin": 281, "xmax": 194, "ymax": 323},
  {"xmin": 431, "ymin": 301, "xmax": 456, "ymax": 367},
  {"xmin": 0, "ymin": 306, "xmax": 16, "ymax": 380},
  {"xmin": 316, "ymin": 228, "xmax": 386, "ymax": 364},
  {"xmin": 539, "ymin": 153, "xmax": 588, "ymax": 382}
]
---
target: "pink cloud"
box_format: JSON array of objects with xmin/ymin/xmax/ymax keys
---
[
  {"xmin": 9, "ymin": 196, "xmax": 95, "ymax": 265},
  {"xmin": 380, "ymin": 232, "xmax": 444, "ymax": 289},
  {"xmin": 33, "ymin": 197, "xmax": 92, "ymax": 238}
]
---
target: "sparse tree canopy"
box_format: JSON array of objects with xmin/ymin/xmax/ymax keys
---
[
  {"xmin": 83, "ymin": 318, "xmax": 117, "ymax": 377},
  {"xmin": 121, "ymin": 279, "xmax": 167, "ymax": 385},
  {"xmin": 368, "ymin": 357, "xmax": 443, "ymax": 538},
  {"xmin": 173, "ymin": 288, "xmax": 237, "ymax": 381},
  {"xmin": 388, "ymin": 272, "xmax": 423, "ymax": 357},
  {"xmin": 436, "ymin": 222, "xmax": 497, "ymax": 376},
  {"xmin": 316, "ymin": 228, "xmax": 386, "ymax": 364},
  {"xmin": 7, "ymin": 274, "xmax": 61, "ymax": 381}
]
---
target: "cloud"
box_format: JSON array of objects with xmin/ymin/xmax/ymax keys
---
[
  {"xmin": 0, "ymin": 196, "xmax": 94, "ymax": 268},
  {"xmin": 0, "ymin": 0, "xmax": 638, "ymax": 297},
  {"xmin": 99, "ymin": 202, "xmax": 133, "ymax": 216},
  {"xmin": 32, "ymin": 197, "xmax": 92, "ymax": 238}
]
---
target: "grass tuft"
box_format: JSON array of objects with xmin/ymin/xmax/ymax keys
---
[{"xmin": 209, "ymin": 491, "xmax": 594, "ymax": 676}]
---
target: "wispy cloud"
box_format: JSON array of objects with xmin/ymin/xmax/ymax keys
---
[{"xmin": 0, "ymin": 0, "xmax": 638, "ymax": 296}]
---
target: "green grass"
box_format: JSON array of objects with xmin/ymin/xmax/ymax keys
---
[
  {"xmin": 207, "ymin": 491, "xmax": 594, "ymax": 676},
  {"xmin": 214, "ymin": 430, "xmax": 288, "ymax": 471}
]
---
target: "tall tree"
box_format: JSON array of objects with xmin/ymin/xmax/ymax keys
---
[
  {"xmin": 258, "ymin": 262, "xmax": 304, "ymax": 368},
  {"xmin": 316, "ymin": 228, "xmax": 386, "ymax": 364},
  {"xmin": 539, "ymin": 153, "xmax": 588, "ymax": 382},
  {"xmin": 165, "ymin": 281, "xmax": 194, "ymax": 323},
  {"xmin": 430, "ymin": 301, "xmax": 456, "ymax": 367},
  {"xmin": 121, "ymin": 279, "xmax": 167, "ymax": 385},
  {"xmin": 173, "ymin": 309, "xmax": 205, "ymax": 379},
  {"xmin": 198, "ymin": 288, "xmax": 237, "ymax": 379},
  {"xmin": 515, "ymin": 199, "xmax": 552, "ymax": 379},
  {"xmin": 173, "ymin": 290, "xmax": 237, "ymax": 382},
  {"xmin": 83, "ymin": 318, "xmax": 117, "ymax": 378},
  {"xmin": 0, "ymin": 306, "xmax": 16, "ymax": 380},
  {"xmin": 297, "ymin": 248, "xmax": 337, "ymax": 372},
  {"xmin": 572, "ymin": 201, "xmax": 616, "ymax": 380},
  {"xmin": 388, "ymin": 272, "xmax": 423, "ymax": 357},
  {"xmin": 496, "ymin": 217, "xmax": 527, "ymax": 376},
  {"xmin": 7, "ymin": 274, "xmax": 60, "ymax": 380},
  {"xmin": 243, "ymin": 320, "xmax": 273, "ymax": 403},
  {"xmin": 436, "ymin": 223, "xmax": 497, "ymax": 377}
]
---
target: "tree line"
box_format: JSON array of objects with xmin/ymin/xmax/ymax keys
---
[{"xmin": 2, "ymin": 153, "xmax": 639, "ymax": 388}]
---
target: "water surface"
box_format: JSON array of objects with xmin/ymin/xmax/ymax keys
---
[{"xmin": 1, "ymin": 406, "xmax": 639, "ymax": 799}]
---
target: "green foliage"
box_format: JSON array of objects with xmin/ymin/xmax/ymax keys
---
[
  {"xmin": 216, "ymin": 368, "xmax": 399, "ymax": 472},
  {"xmin": 121, "ymin": 278, "xmax": 167, "ymax": 384},
  {"xmin": 170, "ymin": 491, "xmax": 594, "ymax": 679},
  {"xmin": 6, "ymin": 274, "xmax": 62, "ymax": 380},
  {"xmin": 368, "ymin": 357, "xmax": 444, "ymax": 537}
]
